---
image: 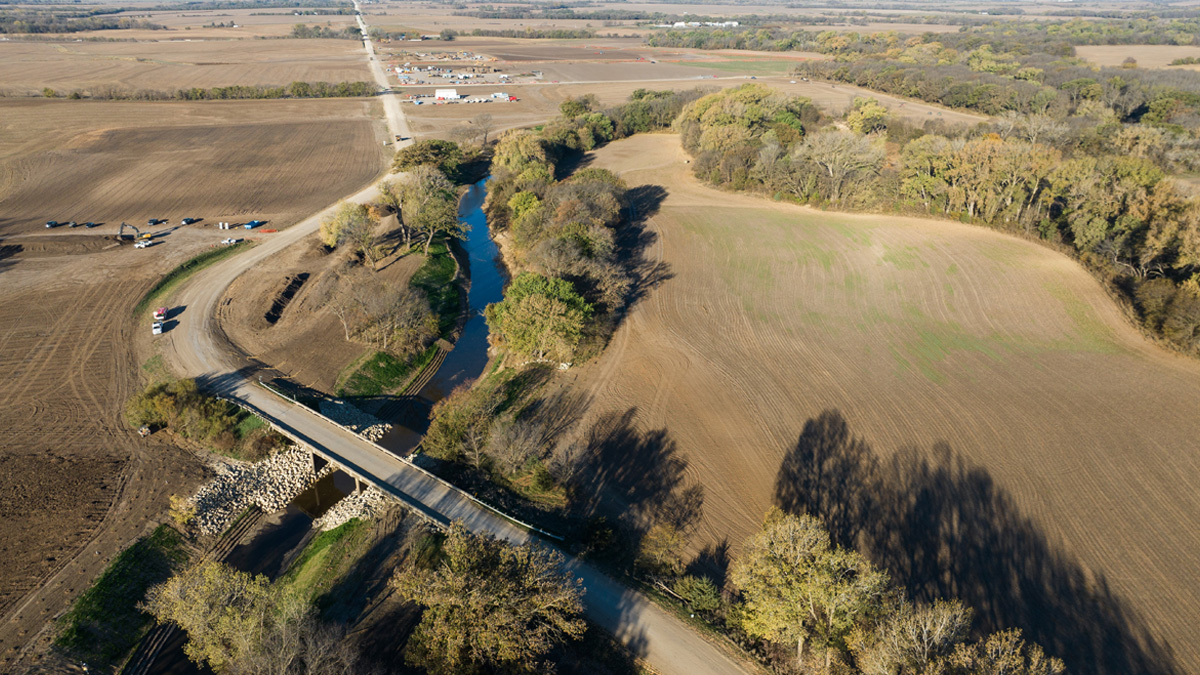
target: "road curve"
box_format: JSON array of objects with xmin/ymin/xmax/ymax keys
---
[{"xmin": 158, "ymin": 7, "xmax": 758, "ymax": 675}]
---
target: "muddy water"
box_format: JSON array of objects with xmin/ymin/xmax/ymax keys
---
[{"xmin": 379, "ymin": 177, "xmax": 507, "ymax": 453}]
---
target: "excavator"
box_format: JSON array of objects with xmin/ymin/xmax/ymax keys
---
[{"xmin": 118, "ymin": 222, "xmax": 152, "ymax": 241}]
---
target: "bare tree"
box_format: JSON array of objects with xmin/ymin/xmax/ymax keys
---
[
  {"xmin": 795, "ymin": 129, "xmax": 885, "ymax": 204},
  {"xmin": 856, "ymin": 599, "xmax": 972, "ymax": 675},
  {"xmin": 487, "ymin": 416, "xmax": 545, "ymax": 476},
  {"xmin": 472, "ymin": 112, "xmax": 495, "ymax": 144}
]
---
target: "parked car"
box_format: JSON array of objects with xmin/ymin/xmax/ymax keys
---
[
  {"xmin": 45, "ymin": 221, "xmax": 59, "ymax": 228},
  {"xmin": 134, "ymin": 240, "xmax": 153, "ymax": 249},
  {"xmin": 151, "ymin": 321, "xmax": 164, "ymax": 335},
  {"xmin": 67, "ymin": 221, "xmax": 79, "ymax": 228},
  {"xmin": 181, "ymin": 217, "xmax": 198, "ymax": 225},
  {"xmin": 83, "ymin": 222, "xmax": 98, "ymax": 228},
  {"xmin": 153, "ymin": 307, "xmax": 168, "ymax": 321},
  {"xmin": 221, "ymin": 237, "xmax": 242, "ymax": 245}
]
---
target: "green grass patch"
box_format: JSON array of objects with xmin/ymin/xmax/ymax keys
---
[
  {"xmin": 235, "ymin": 413, "xmax": 268, "ymax": 439},
  {"xmin": 279, "ymin": 519, "xmax": 372, "ymax": 605},
  {"xmin": 132, "ymin": 241, "xmax": 251, "ymax": 318},
  {"xmin": 336, "ymin": 343, "xmax": 439, "ymax": 397},
  {"xmin": 411, "ymin": 239, "xmax": 462, "ymax": 335},
  {"xmin": 140, "ymin": 354, "xmax": 168, "ymax": 383},
  {"xmin": 54, "ymin": 525, "xmax": 189, "ymax": 668}
]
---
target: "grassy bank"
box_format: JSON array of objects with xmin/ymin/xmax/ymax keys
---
[
  {"xmin": 278, "ymin": 519, "xmax": 373, "ymax": 608},
  {"xmin": 411, "ymin": 239, "xmax": 461, "ymax": 336},
  {"xmin": 337, "ymin": 344, "xmax": 438, "ymax": 398},
  {"xmin": 54, "ymin": 525, "xmax": 189, "ymax": 668},
  {"xmin": 132, "ymin": 241, "xmax": 250, "ymax": 318}
]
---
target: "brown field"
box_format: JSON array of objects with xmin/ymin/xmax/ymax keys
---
[
  {"xmin": 19, "ymin": 7, "xmax": 358, "ymax": 40},
  {"xmin": 0, "ymin": 39, "xmax": 371, "ymax": 94},
  {"xmin": 0, "ymin": 87, "xmax": 389, "ymax": 668},
  {"xmin": 220, "ymin": 227, "xmax": 424, "ymax": 394},
  {"xmin": 401, "ymin": 74, "xmax": 984, "ymax": 139},
  {"xmin": 0, "ymin": 98, "xmax": 387, "ymax": 236},
  {"xmin": 555, "ymin": 134, "xmax": 1200, "ymax": 675},
  {"xmin": 1076, "ymin": 44, "xmax": 1200, "ymax": 69},
  {"xmin": 0, "ymin": 231, "xmax": 228, "ymax": 671}
]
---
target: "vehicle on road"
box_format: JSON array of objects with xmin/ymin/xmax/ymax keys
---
[
  {"xmin": 151, "ymin": 322, "xmax": 164, "ymax": 335},
  {"xmin": 45, "ymin": 221, "xmax": 59, "ymax": 228},
  {"xmin": 153, "ymin": 307, "xmax": 168, "ymax": 321}
]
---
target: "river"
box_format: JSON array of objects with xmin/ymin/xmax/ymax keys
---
[{"xmin": 379, "ymin": 177, "xmax": 507, "ymax": 453}]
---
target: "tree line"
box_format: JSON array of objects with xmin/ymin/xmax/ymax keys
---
[
  {"xmin": 0, "ymin": 10, "xmax": 163, "ymax": 33},
  {"xmin": 289, "ymin": 22, "xmax": 360, "ymax": 39},
  {"xmin": 678, "ymin": 82, "xmax": 1200, "ymax": 355},
  {"xmin": 29, "ymin": 80, "xmax": 377, "ymax": 101}
]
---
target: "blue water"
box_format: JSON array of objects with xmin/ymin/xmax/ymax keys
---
[{"xmin": 379, "ymin": 177, "xmax": 507, "ymax": 452}]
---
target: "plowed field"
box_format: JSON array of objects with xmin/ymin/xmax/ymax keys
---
[
  {"xmin": 0, "ymin": 94, "xmax": 388, "ymax": 670},
  {"xmin": 0, "ymin": 98, "xmax": 387, "ymax": 235},
  {"xmin": 560, "ymin": 134, "xmax": 1200, "ymax": 675},
  {"xmin": 0, "ymin": 39, "xmax": 370, "ymax": 95}
]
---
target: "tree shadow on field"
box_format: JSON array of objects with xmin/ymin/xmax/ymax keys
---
[
  {"xmin": 773, "ymin": 409, "xmax": 1181, "ymax": 675},
  {"xmin": 571, "ymin": 408, "xmax": 704, "ymax": 565},
  {"xmin": 618, "ymin": 184, "xmax": 672, "ymax": 316}
]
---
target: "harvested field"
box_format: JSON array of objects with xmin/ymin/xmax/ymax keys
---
[
  {"xmin": 1076, "ymin": 44, "xmax": 1200, "ymax": 69},
  {"xmin": 0, "ymin": 98, "xmax": 387, "ymax": 235},
  {"xmin": 0, "ymin": 39, "xmax": 370, "ymax": 94},
  {"xmin": 556, "ymin": 134, "xmax": 1200, "ymax": 675},
  {"xmin": 17, "ymin": 7, "xmax": 358, "ymax": 40}
]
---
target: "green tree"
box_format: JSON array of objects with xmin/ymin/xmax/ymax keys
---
[
  {"xmin": 493, "ymin": 129, "xmax": 553, "ymax": 176},
  {"xmin": 730, "ymin": 509, "xmax": 889, "ymax": 670},
  {"xmin": 846, "ymin": 97, "xmax": 890, "ymax": 134},
  {"xmin": 319, "ymin": 201, "xmax": 371, "ymax": 249},
  {"xmin": 392, "ymin": 522, "xmax": 585, "ymax": 675},
  {"xmin": 143, "ymin": 561, "xmax": 275, "ymax": 671},
  {"xmin": 400, "ymin": 165, "xmax": 465, "ymax": 255},
  {"xmin": 392, "ymin": 139, "xmax": 463, "ymax": 179},
  {"xmin": 143, "ymin": 560, "xmax": 367, "ymax": 673},
  {"xmin": 673, "ymin": 575, "xmax": 721, "ymax": 615},
  {"xmin": 484, "ymin": 273, "xmax": 593, "ymax": 363}
]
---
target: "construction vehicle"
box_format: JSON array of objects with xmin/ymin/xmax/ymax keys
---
[{"xmin": 119, "ymin": 222, "xmax": 142, "ymax": 240}]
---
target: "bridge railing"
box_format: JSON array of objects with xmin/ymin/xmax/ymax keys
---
[{"xmin": 246, "ymin": 383, "xmax": 565, "ymax": 542}]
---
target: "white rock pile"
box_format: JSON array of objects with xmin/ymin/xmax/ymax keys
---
[
  {"xmin": 190, "ymin": 447, "xmax": 318, "ymax": 536},
  {"xmin": 315, "ymin": 487, "xmax": 389, "ymax": 531},
  {"xmin": 318, "ymin": 399, "xmax": 392, "ymax": 442}
]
